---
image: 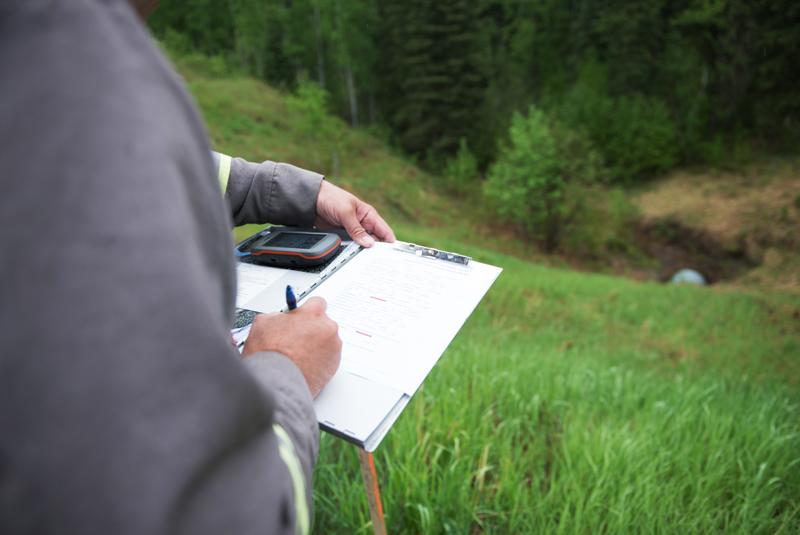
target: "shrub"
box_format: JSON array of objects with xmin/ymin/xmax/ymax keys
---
[
  {"xmin": 286, "ymin": 79, "xmax": 343, "ymax": 175},
  {"xmin": 556, "ymin": 61, "xmax": 679, "ymax": 184},
  {"xmin": 160, "ymin": 30, "xmax": 233, "ymax": 79},
  {"xmin": 560, "ymin": 185, "xmax": 643, "ymax": 260},
  {"xmin": 444, "ymin": 138, "xmax": 479, "ymax": 194},
  {"xmin": 162, "ymin": 28, "xmax": 193, "ymax": 55},
  {"xmin": 484, "ymin": 106, "xmax": 600, "ymax": 251},
  {"xmin": 604, "ymin": 95, "xmax": 678, "ymax": 182}
]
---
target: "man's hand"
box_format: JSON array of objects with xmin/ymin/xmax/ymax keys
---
[
  {"xmin": 315, "ymin": 180, "xmax": 396, "ymax": 247},
  {"xmin": 242, "ymin": 297, "xmax": 341, "ymax": 397}
]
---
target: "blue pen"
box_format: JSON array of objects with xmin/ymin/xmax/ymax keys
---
[{"xmin": 285, "ymin": 284, "xmax": 298, "ymax": 311}]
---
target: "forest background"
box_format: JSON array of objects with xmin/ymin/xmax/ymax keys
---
[{"xmin": 150, "ymin": 0, "xmax": 798, "ymax": 257}]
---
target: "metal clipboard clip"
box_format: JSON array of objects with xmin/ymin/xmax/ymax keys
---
[{"xmin": 394, "ymin": 243, "xmax": 471, "ymax": 266}]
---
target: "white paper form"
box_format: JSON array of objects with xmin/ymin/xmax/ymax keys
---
[
  {"xmin": 236, "ymin": 263, "xmax": 286, "ymax": 308},
  {"xmin": 303, "ymin": 242, "xmax": 502, "ymax": 395},
  {"xmin": 236, "ymin": 263, "xmax": 318, "ymax": 313}
]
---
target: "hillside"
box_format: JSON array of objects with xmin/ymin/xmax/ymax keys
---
[
  {"xmin": 178, "ymin": 53, "xmax": 800, "ymax": 294},
  {"xmin": 173, "ymin": 53, "xmax": 800, "ymax": 533},
  {"xmin": 176, "ymin": 56, "xmax": 457, "ymax": 241}
]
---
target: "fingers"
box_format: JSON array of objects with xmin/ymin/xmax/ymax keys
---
[
  {"xmin": 324, "ymin": 316, "xmax": 341, "ymax": 343},
  {"xmin": 303, "ymin": 298, "xmax": 338, "ymax": 341},
  {"xmin": 315, "ymin": 179, "xmax": 395, "ymax": 246},
  {"xmin": 301, "ymin": 296, "xmax": 327, "ymax": 314},
  {"xmin": 363, "ymin": 209, "xmax": 396, "ymax": 243},
  {"xmin": 342, "ymin": 210, "xmax": 376, "ymax": 247},
  {"xmin": 349, "ymin": 201, "xmax": 396, "ymax": 246}
]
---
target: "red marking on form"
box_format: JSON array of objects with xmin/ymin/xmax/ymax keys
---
[
  {"xmin": 369, "ymin": 296, "xmax": 387, "ymax": 302},
  {"xmin": 356, "ymin": 331, "xmax": 373, "ymax": 338}
]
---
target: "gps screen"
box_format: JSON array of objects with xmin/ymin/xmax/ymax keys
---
[{"xmin": 266, "ymin": 232, "xmax": 324, "ymax": 249}]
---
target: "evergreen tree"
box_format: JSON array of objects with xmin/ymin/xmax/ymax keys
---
[
  {"xmin": 149, "ymin": 0, "xmax": 234, "ymax": 55},
  {"xmin": 149, "ymin": 0, "xmax": 799, "ymax": 172},
  {"xmin": 377, "ymin": 0, "xmax": 487, "ymax": 166}
]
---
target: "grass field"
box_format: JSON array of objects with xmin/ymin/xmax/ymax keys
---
[{"xmin": 174, "ymin": 52, "xmax": 800, "ymax": 533}]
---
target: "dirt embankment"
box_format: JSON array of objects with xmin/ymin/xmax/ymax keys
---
[{"xmin": 633, "ymin": 160, "xmax": 800, "ymax": 290}]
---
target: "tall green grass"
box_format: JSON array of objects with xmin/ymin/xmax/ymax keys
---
[
  {"xmin": 312, "ymin": 239, "xmax": 800, "ymax": 533},
  {"xmin": 172, "ymin": 52, "xmax": 800, "ymax": 533}
]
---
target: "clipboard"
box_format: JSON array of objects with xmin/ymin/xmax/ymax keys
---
[{"xmin": 232, "ymin": 230, "xmax": 502, "ymax": 452}]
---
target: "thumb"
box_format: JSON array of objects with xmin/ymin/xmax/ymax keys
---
[{"xmin": 343, "ymin": 210, "xmax": 375, "ymax": 247}]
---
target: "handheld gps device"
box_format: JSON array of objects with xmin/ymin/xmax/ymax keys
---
[{"xmin": 236, "ymin": 227, "xmax": 342, "ymax": 268}]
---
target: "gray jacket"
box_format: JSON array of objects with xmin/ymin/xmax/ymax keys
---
[{"xmin": 0, "ymin": 1, "xmax": 323, "ymax": 533}]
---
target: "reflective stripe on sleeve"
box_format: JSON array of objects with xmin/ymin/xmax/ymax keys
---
[
  {"xmin": 215, "ymin": 152, "xmax": 232, "ymax": 194},
  {"xmin": 273, "ymin": 424, "xmax": 311, "ymax": 535}
]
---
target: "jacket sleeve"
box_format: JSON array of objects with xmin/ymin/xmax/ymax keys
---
[
  {"xmin": 244, "ymin": 353, "xmax": 320, "ymax": 525},
  {"xmin": 174, "ymin": 351, "xmax": 319, "ymax": 535},
  {"xmin": 213, "ymin": 151, "xmax": 324, "ymax": 227}
]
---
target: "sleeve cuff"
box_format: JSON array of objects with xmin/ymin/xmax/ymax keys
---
[{"xmin": 243, "ymin": 351, "xmax": 319, "ymax": 505}]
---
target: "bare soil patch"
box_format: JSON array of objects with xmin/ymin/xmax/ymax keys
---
[{"xmin": 632, "ymin": 160, "xmax": 800, "ymax": 290}]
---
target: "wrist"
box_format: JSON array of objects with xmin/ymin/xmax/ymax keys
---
[{"xmin": 314, "ymin": 179, "xmax": 329, "ymax": 219}]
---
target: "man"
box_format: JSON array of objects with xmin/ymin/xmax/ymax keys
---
[{"xmin": 0, "ymin": 0, "xmax": 394, "ymax": 533}]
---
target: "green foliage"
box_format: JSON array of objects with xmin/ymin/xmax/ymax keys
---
[
  {"xmin": 148, "ymin": 0, "xmax": 234, "ymax": 55},
  {"xmin": 550, "ymin": 115, "xmax": 606, "ymax": 185},
  {"xmin": 159, "ymin": 29, "xmax": 232, "ymax": 79},
  {"xmin": 377, "ymin": 0, "xmax": 487, "ymax": 166},
  {"xmin": 609, "ymin": 187, "xmax": 639, "ymax": 231},
  {"xmin": 151, "ymin": 0, "xmax": 799, "ymax": 175},
  {"xmin": 161, "ymin": 28, "xmax": 193, "ymax": 56},
  {"xmin": 697, "ymin": 134, "xmax": 727, "ymax": 167},
  {"xmin": 150, "ymin": 0, "xmax": 381, "ymax": 121},
  {"xmin": 286, "ymin": 79, "xmax": 332, "ymax": 132},
  {"xmin": 484, "ymin": 107, "xmax": 601, "ymax": 251},
  {"xmin": 286, "ymin": 79, "xmax": 342, "ymax": 175},
  {"xmin": 226, "ymin": 0, "xmax": 271, "ymax": 80},
  {"xmin": 674, "ymin": 0, "xmax": 800, "ymax": 141},
  {"xmin": 444, "ymin": 138, "xmax": 479, "ymax": 194},
  {"xmin": 605, "ymin": 187, "xmax": 641, "ymax": 254},
  {"xmin": 564, "ymin": 186, "xmax": 643, "ymax": 260},
  {"xmin": 605, "ymin": 96, "xmax": 679, "ymax": 182},
  {"xmin": 658, "ymin": 37, "xmax": 711, "ymax": 162},
  {"xmin": 554, "ymin": 61, "xmax": 678, "ymax": 184},
  {"xmin": 484, "ymin": 107, "xmax": 560, "ymax": 249}
]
